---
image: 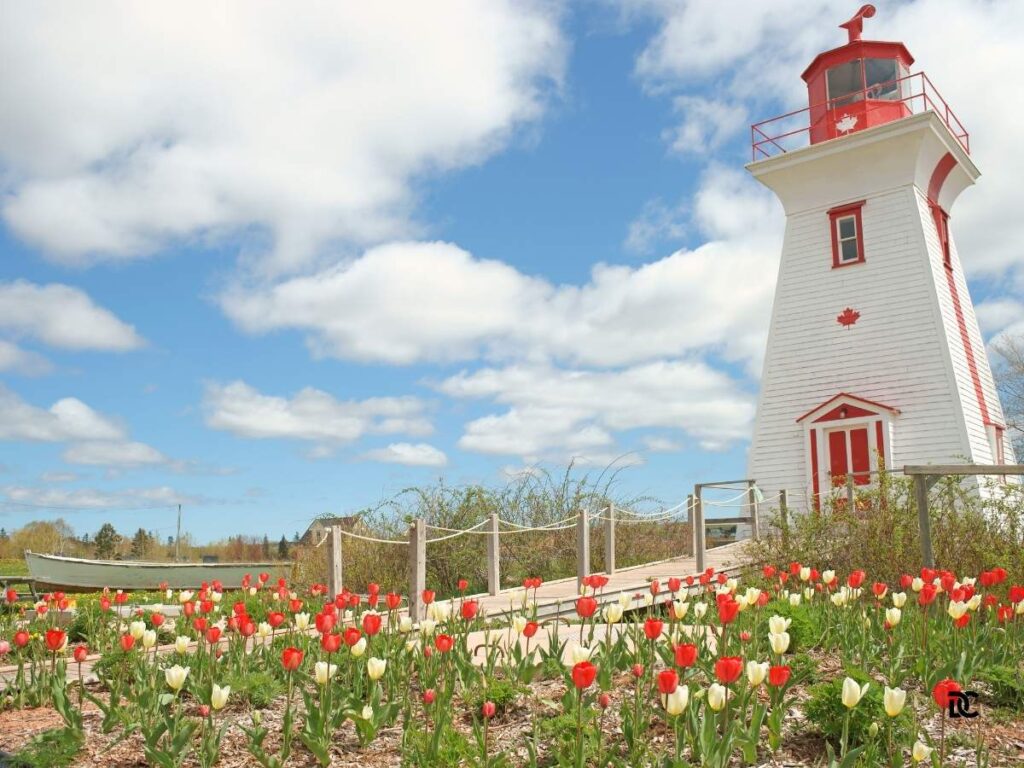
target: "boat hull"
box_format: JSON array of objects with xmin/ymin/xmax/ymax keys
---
[{"xmin": 25, "ymin": 551, "xmax": 292, "ymax": 592}]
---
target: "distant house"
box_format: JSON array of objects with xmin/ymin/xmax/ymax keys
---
[{"xmin": 300, "ymin": 516, "xmax": 360, "ymax": 546}]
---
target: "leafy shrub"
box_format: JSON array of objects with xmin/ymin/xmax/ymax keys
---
[
  {"xmin": 465, "ymin": 678, "xmax": 522, "ymax": 717},
  {"xmin": 9, "ymin": 727, "xmax": 83, "ymax": 768},
  {"xmin": 765, "ymin": 599, "xmax": 820, "ymax": 653},
  {"xmin": 225, "ymin": 669, "xmax": 285, "ymax": 709},
  {"xmin": 804, "ymin": 669, "xmax": 911, "ymax": 750},
  {"xmin": 534, "ymin": 710, "xmax": 600, "ymax": 767},
  {"xmin": 402, "ymin": 720, "xmax": 475, "ymax": 767},
  {"xmin": 976, "ymin": 664, "xmax": 1024, "ymax": 709}
]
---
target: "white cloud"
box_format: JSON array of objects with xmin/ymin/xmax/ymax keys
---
[
  {"xmin": 642, "ymin": 436, "xmax": 681, "ymax": 453},
  {"xmin": 63, "ymin": 441, "xmax": 168, "ymax": 467},
  {"xmin": 1, "ymin": 485, "xmax": 200, "ymax": 510},
  {"xmin": 438, "ymin": 360, "xmax": 755, "ymax": 460},
  {"xmin": 0, "ymin": 280, "xmax": 143, "ymax": 351},
  {"xmin": 664, "ymin": 96, "xmax": 747, "ymax": 156},
  {"xmin": 202, "ymin": 381, "xmax": 433, "ymax": 449},
  {"xmin": 362, "ymin": 443, "xmax": 448, "ymax": 468},
  {"xmin": 222, "ymin": 170, "xmax": 780, "ymax": 373},
  {"xmin": 0, "ymin": 340, "xmax": 51, "ymax": 375},
  {"xmin": 0, "ymin": 385, "xmax": 125, "ymax": 442},
  {"xmin": 40, "ymin": 471, "xmax": 81, "ymax": 483},
  {"xmin": 624, "ymin": 198, "xmax": 688, "ymax": 254},
  {"xmin": 0, "ymin": 1, "xmax": 565, "ymax": 274}
]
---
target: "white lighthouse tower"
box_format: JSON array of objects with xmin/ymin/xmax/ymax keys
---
[{"xmin": 747, "ymin": 5, "xmax": 1012, "ymax": 509}]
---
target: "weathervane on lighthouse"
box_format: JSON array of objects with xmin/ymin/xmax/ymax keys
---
[{"xmin": 746, "ymin": 6, "xmax": 1012, "ymax": 510}]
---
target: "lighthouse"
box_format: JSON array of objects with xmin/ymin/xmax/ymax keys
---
[{"xmin": 747, "ymin": 5, "xmax": 1012, "ymax": 509}]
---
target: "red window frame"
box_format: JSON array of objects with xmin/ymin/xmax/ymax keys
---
[
  {"xmin": 828, "ymin": 201, "xmax": 866, "ymax": 268},
  {"xmin": 930, "ymin": 201, "xmax": 952, "ymax": 271}
]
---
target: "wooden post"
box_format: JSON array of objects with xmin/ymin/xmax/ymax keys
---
[
  {"xmin": 846, "ymin": 474, "xmax": 855, "ymax": 511},
  {"xmin": 747, "ymin": 480, "xmax": 760, "ymax": 540},
  {"xmin": 693, "ymin": 485, "xmax": 705, "ymax": 572},
  {"xmin": 779, "ymin": 489, "xmax": 789, "ymax": 548},
  {"xmin": 914, "ymin": 475, "xmax": 934, "ymax": 568},
  {"xmin": 604, "ymin": 503, "xmax": 616, "ymax": 575},
  {"xmin": 576, "ymin": 509, "xmax": 591, "ymax": 593},
  {"xmin": 327, "ymin": 525, "xmax": 343, "ymax": 598},
  {"xmin": 408, "ymin": 518, "xmax": 426, "ymax": 621},
  {"xmin": 486, "ymin": 512, "xmax": 500, "ymax": 596},
  {"xmin": 686, "ymin": 494, "xmax": 695, "ymax": 556}
]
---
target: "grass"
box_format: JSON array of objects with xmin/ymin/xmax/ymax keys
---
[{"xmin": 0, "ymin": 558, "xmax": 30, "ymax": 578}]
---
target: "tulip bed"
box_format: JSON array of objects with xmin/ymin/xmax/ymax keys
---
[{"xmin": 1, "ymin": 565, "xmax": 1023, "ymax": 767}]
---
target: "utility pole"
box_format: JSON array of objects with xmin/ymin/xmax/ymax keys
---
[{"xmin": 175, "ymin": 504, "xmax": 182, "ymax": 562}]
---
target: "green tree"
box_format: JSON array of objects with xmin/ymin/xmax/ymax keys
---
[
  {"xmin": 12, "ymin": 519, "xmax": 75, "ymax": 555},
  {"xmin": 277, "ymin": 535, "xmax": 290, "ymax": 559},
  {"xmin": 130, "ymin": 528, "xmax": 153, "ymax": 559},
  {"xmin": 94, "ymin": 523, "xmax": 121, "ymax": 559},
  {"xmin": 262, "ymin": 535, "xmax": 271, "ymax": 558}
]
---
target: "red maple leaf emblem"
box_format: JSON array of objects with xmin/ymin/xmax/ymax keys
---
[{"xmin": 837, "ymin": 307, "xmax": 860, "ymax": 328}]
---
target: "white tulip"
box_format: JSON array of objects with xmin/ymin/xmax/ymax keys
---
[
  {"xmin": 211, "ymin": 683, "xmax": 230, "ymax": 710},
  {"xmin": 350, "ymin": 637, "xmax": 367, "ymax": 657},
  {"xmin": 665, "ymin": 685, "xmax": 689, "ymax": 715},
  {"xmin": 831, "ymin": 592, "xmax": 848, "ymax": 608},
  {"xmin": 891, "ymin": 592, "xmax": 907, "ymax": 608},
  {"xmin": 803, "ymin": 587, "xmax": 814, "ymax": 602},
  {"xmin": 142, "ymin": 630, "xmax": 157, "ymax": 649},
  {"xmin": 174, "ymin": 636, "xmax": 190, "ymax": 654},
  {"xmin": 693, "ymin": 602, "xmax": 708, "ymax": 619},
  {"xmin": 746, "ymin": 661, "xmax": 769, "ymax": 686},
  {"xmin": 768, "ymin": 631, "xmax": 790, "ymax": 655},
  {"xmin": 399, "ymin": 616, "xmax": 413, "ymax": 633},
  {"xmin": 511, "ymin": 615, "xmax": 528, "ymax": 634},
  {"xmin": 569, "ymin": 643, "xmax": 594, "ymax": 665},
  {"xmin": 841, "ymin": 677, "xmax": 869, "ymax": 708},
  {"xmin": 1016, "ymin": 600, "xmax": 1024, "ymax": 615},
  {"xmin": 129, "ymin": 620, "xmax": 146, "ymax": 640},
  {"xmin": 822, "ymin": 570, "xmax": 836, "ymax": 586},
  {"xmin": 672, "ymin": 600, "xmax": 689, "ymax": 620},
  {"xmin": 294, "ymin": 612, "xmax": 310, "ymax": 631},
  {"xmin": 768, "ymin": 615, "xmax": 791, "ymax": 634},
  {"xmin": 885, "ymin": 607, "xmax": 902, "ymax": 627},
  {"xmin": 419, "ymin": 619, "xmax": 436, "ymax": 636},
  {"xmin": 257, "ymin": 622, "xmax": 272, "ymax": 638},
  {"xmin": 743, "ymin": 588, "xmax": 761, "ymax": 607},
  {"xmin": 966, "ymin": 594, "xmax": 982, "ymax": 611},
  {"xmin": 603, "ymin": 603, "xmax": 623, "ymax": 624},
  {"xmin": 911, "ymin": 577, "xmax": 924, "ymax": 593},
  {"xmin": 618, "ymin": 592, "xmax": 632, "ymax": 609},
  {"xmin": 178, "ymin": 590, "xmax": 194, "ymax": 604},
  {"xmin": 165, "ymin": 665, "xmax": 189, "ymax": 691},
  {"xmin": 361, "ymin": 705, "xmax": 373, "ymax": 720},
  {"xmin": 883, "ymin": 686, "xmax": 906, "ymax": 717},
  {"xmin": 643, "ymin": 593, "xmax": 653, "ymax": 607},
  {"xmin": 799, "ymin": 566, "xmax": 811, "ymax": 582},
  {"xmin": 367, "ymin": 657, "xmax": 386, "ymax": 681},
  {"xmin": 165, "ymin": 589, "xmax": 173, "ymax": 601},
  {"xmin": 789, "ymin": 593, "xmax": 801, "ymax": 607},
  {"xmin": 211, "ymin": 591, "xmax": 223, "ymax": 604},
  {"xmin": 947, "ymin": 601, "xmax": 968, "ymax": 619},
  {"xmin": 248, "ymin": 587, "xmax": 257, "ymax": 597},
  {"xmin": 707, "ymin": 684, "xmax": 727, "ymax": 712},
  {"xmin": 912, "ymin": 741, "xmax": 932, "ymax": 762},
  {"xmin": 314, "ymin": 661, "xmax": 337, "ymax": 685}
]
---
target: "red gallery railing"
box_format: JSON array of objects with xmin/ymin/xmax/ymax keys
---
[{"xmin": 751, "ymin": 71, "xmax": 969, "ymax": 161}]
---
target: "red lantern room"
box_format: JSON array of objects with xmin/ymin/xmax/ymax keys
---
[{"xmin": 802, "ymin": 5, "xmax": 914, "ymax": 144}]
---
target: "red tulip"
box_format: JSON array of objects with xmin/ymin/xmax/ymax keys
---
[
  {"xmin": 45, "ymin": 628, "xmax": 66, "ymax": 653},
  {"xmin": 656, "ymin": 669, "xmax": 678, "ymax": 695},
  {"xmin": 461, "ymin": 600, "xmax": 478, "ymax": 621},
  {"xmin": 481, "ymin": 701, "xmax": 496, "ymax": 718},
  {"xmin": 205, "ymin": 627, "xmax": 222, "ymax": 644},
  {"xmin": 523, "ymin": 621, "xmax": 539, "ymax": 639},
  {"xmin": 421, "ymin": 590, "xmax": 435, "ymax": 605},
  {"xmin": 458, "ymin": 579, "xmax": 469, "ymax": 592},
  {"xmin": 343, "ymin": 627, "xmax": 362, "ymax": 647},
  {"xmin": 385, "ymin": 592, "xmax": 402, "ymax": 611},
  {"xmin": 362, "ymin": 612, "xmax": 382, "ymax": 636},
  {"xmin": 14, "ymin": 630, "xmax": 30, "ymax": 648},
  {"xmin": 598, "ymin": 693, "xmax": 611, "ymax": 709},
  {"xmin": 434, "ymin": 634, "xmax": 454, "ymax": 653},
  {"xmin": 423, "ymin": 689, "xmax": 436, "ymax": 705},
  {"xmin": 259, "ymin": 572, "xmax": 270, "ymax": 584},
  {"xmin": 183, "ymin": 601, "xmax": 195, "ymax": 617},
  {"xmin": 992, "ymin": 567, "xmax": 1007, "ymax": 584},
  {"xmin": 151, "ymin": 613, "xmax": 165, "ymax": 627},
  {"xmin": 631, "ymin": 663, "xmax": 644, "ymax": 678},
  {"xmin": 367, "ymin": 582, "xmax": 380, "ymax": 595},
  {"xmin": 321, "ymin": 632, "xmax": 341, "ymax": 653},
  {"xmin": 281, "ymin": 646, "xmax": 303, "ymax": 671},
  {"xmin": 714, "ymin": 656, "xmax": 743, "ymax": 684},
  {"xmin": 267, "ymin": 612, "xmax": 285, "ymax": 629},
  {"xmin": 847, "ymin": 570, "xmax": 866, "ymax": 589},
  {"xmin": 757, "ymin": 592, "xmax": 770, "ymax": 607},
  {"xmin": 899, "ymin": 574, "xmax": 913, "ymax": 590},
  {"xmin": 99, "ymin": 597, "xmax": 111, "ymax": 612},
  {"xmin": 193, "ymin": 617, "xmax": 208, "ymax": 633},
  {"xmin": 73, "ymin": 645, "xmax": 89, "ymax": 663},
  {"xmin": 953, "ymin": 614, "xmax": 970, "ymax": 629},
  {"xmin": 315, "ymin": 612, "xmax": 336, "ymax": 635},
  {"xmin": 932, "ymin": 678, "xmax": 961, "ymax": 710},
  {"xmin": 240, "ymin": 619, "xmax": 256, "ymax": 637},
  {"xmin": 997, "ymin": 605, "xmax": 1013, "ymax": 623},
  {"xmin": 941, "ymin": 573, "xmax": 957, "ymax": 592},
  {"xmin": 768, "ymin": 665, "xmax": 791, "ymax": 687},
  {"xmin": 667, "ymin": 577, "xmax": 682, "ymax": 594},
  {"xmin": 921, "ymin": 567, "xmax": 937, "ymax": 583},
  {"xmin": 979, "ymin": 570, "xmax": 996, "ymax": 588},
  {"xmin": 643, "ymin": 618, "xmax": 663, "ymax": 640},
  {"xmin": 571, "ymin": 660, "xmax": 597, "ymax": 690},
  {"xmin": 871, "ymin": 582, "xmax": 887, "ymax": 598},
  {"xmin": 918, "ymin": 584, "xmax": 938, "ymax": 606},
  {"xmin": 114, "ymin": 592, "xmax": 129, "ymax": 604},
  {"xmin": 5, "ymin": 588, "xmax": 18, "ymax": 604},
  {"xmin": 575, "ymin": 596, "xmax": 598, "ymax": 618},
  {"xmin": 674, "ymin": 643, "xmax": 698, "ymax": 668},
  {"xmin": 650, "ymin": 579, "xmax": 661, "ymax": 596},
  {"xmin": 762, "ymin": 565, "xmax": 776, "ymax": 579},
  {"xmin": 739, "ymin": 631, "xmax": 751, "ymax": 643},
  {"xmin": 789, "ymin": 562, "xmax": 801, "ymax": 575},
  {"xmin": 119, "ymin": 634, "xmax": 135, "ymax": 652},
  {"xmin": 717, "ymin": 598, "xmax": 740, "ymax": 625},
  {"xmin": 289, "ymin": 599, "xmax": 303, "ymax": 613}
]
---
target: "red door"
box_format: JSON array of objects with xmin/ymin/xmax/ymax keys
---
[{"xmin": 828, "ymin": 427, "xmax": 871, "ymax": 486}]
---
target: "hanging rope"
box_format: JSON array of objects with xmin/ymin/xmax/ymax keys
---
[{"xmin": 337, "ymin": 529, "xmax": 409, "ymax": 545}]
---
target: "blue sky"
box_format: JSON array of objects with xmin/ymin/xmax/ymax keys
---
[{"xmin": 1, "ymin": 1, "xmax": 1021, "ymax": 542}]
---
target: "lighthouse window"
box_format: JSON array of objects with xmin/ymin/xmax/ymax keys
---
[
  {"xmin": 828, "ymin": 201, "xmax": 866, "ymax": 268},
  {"xmin": 826, "ymin": 59, "xmax": 865, "ymax": 106},
  {"xmin": 864, "ymin": 59, "xmax": 900, "ymax": 99}
]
